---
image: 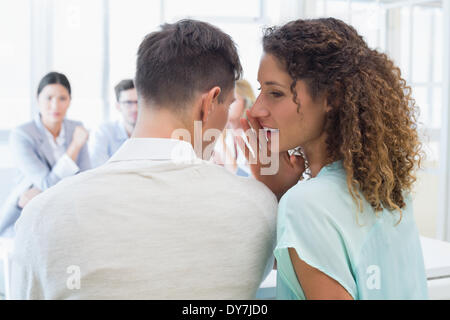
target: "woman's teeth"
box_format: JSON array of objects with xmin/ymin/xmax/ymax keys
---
[{"xmin": 263, "ymin": 128, "xmax": 279, "ymax": 140}]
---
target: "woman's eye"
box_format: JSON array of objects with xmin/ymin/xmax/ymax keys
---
[{"xmin": 270, "ymin": 92, "xmax": 283, "ymax": 98}]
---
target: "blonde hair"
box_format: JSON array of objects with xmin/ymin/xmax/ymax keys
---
[
  {"xmin": 217, "ymin": 79, "xmax": 256, "ymax": 173},
  {"xmin": 235, "ymin": 79, "xmax": 256, "ymax": 116}
]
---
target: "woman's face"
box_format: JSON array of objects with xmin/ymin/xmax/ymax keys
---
[
  {"xmin": 38, "ymin": 84, "xmax": 71, "ymax": 125},
  {"xmin": 250, "ymin": 53, "xmax": 330, "ymax": 153}
]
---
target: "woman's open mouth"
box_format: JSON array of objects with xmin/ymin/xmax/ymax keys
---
[{"xmin": 262, "ymin": 127, "xmax": 279, "ymax": 141}]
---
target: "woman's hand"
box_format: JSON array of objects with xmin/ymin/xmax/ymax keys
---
[
  {"xmin": 71, "ymin": 126, "xmax": 89, "ymax": 148},
  {"xmin": 67, "ymin": 126, "xmax": 89, "ymax": 162},
  {"xmin": 18, "ymin": 187, "xmax": 42, "ymax": 209},
  {"xmin": 236, "ymin": 110, "xmax": 305, "ymax": 200}
]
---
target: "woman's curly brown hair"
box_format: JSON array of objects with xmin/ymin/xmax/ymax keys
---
[{"xmin": 263, "ymin": 18, "xmax": 423, "ymax": 223}]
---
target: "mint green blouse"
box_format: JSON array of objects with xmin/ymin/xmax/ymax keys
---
[{"xmin": 274, "ymin": 160, "xmax": 428, "ymax": 300}]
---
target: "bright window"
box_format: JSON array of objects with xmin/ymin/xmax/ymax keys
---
[{"xmin": 0, "ymin": 0, "xmax": 31, "ymax": 132}]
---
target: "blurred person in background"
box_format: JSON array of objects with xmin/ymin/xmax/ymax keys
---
[
  {"xmin": 213, "ymin": 79, "xmax": 254, "ymax": 177},
  {"xmin": 0, "ymin": 72, "xmax": 90, "ymax": 238},
  {"xmin": 89, "ymin": 79, "xmax": 138, "ymax": 168}
]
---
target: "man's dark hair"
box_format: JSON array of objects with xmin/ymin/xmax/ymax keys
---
[
  {"xmin": 135, "ymin": 19, "xmax": 242, "ymax": 110},
  {"xmin": 114, "ymin": 79, "xmax": 135, "ymax": 101}
]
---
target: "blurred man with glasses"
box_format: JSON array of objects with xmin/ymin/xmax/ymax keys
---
[{"xmin": 89, "ymin": 79, "xmax": 138, "ymax": 167}]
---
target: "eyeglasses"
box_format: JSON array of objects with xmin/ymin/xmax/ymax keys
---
[{"xmin": 119, "ymin": 100, "xmax": 138, "ymax": 108}]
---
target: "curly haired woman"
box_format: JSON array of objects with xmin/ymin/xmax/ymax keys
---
[{"xmin": 238, "ymin": 18, "xmax": 428, "ymax": 299}]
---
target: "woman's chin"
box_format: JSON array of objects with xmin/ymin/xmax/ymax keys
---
[
  {"xmin": 267, "ymin": 142, "xmax": 288, "ymax": 154},
  {"xmin": 51, "ymin": 117, "xmax": 63, "ymax": 124},
  {"xmin": 42, "ymin": 116, "xmax": 62, "ymax": 125}
]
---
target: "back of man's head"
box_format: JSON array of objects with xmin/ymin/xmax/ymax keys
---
[{"xmin": 135, "ymin": 19, "xmax": 242, "ymax": 111}]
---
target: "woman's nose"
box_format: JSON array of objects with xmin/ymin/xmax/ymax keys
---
[
  {"xmin": 249, "ymin": 96, "xmax": 270, "ymax": 118},
  {"xmin": 50, "ymin": 99, "xmax": 59, "ymax": 110}
]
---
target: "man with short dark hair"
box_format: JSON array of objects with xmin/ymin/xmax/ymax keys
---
[
  {"xmin": 11, "ymin": 20, "xmax": 277, "ymax": 299},
  {"xmin": 89, "ymin": 79, "xmax": 137, "ymax": 167}
]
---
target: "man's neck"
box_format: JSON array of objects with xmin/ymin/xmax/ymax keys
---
[{"xmin": 132, "ymin": 108, "xmax": 192, "ymax": 143}]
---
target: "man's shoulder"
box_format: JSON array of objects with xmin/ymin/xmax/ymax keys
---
[
  {"xmin": 193, "ymin": 163, "xmax": 278, "ymax": 230},
  {"xmin": 17, "ymin": 169, "xmax": 100, "ymax": 228},
  {"xmin": 15, "ymin": 181, "xmax": 63, "ymax": 236},
  {"xmin": 199, "ymin": 162, "xmax": 277, "ymax": 206},
  {"xmin": 34, "ymin": 168, "xmax": 96, "ymax": 199}
]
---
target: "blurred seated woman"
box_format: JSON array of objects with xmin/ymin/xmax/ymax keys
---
[
  {"xmin": 0, "ymin": 72, "xmax": 91, "ymax": 237},
  {"xmin": 213, "ymin": 79, "xmax": 255, "ymax": 177}
]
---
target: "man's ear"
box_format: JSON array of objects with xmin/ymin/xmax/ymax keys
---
[
  {"xmin": 200, "ymin": 86, "xmax": 221, "ymax": 122},
  {"xmin": 115, "ymin": 102, "xmax": 121, "ymax": 113}
]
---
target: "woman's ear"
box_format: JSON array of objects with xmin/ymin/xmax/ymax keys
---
[
  {"xmin": 324, "ymin": 98, "xmax": 332, "ymax": 113},
  {"xmin": 325, "ymin": 82, "xmax": 343, "ymax": 113}
]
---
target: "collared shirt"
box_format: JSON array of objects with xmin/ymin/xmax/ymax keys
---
[
  {"xmin": 11, "ymin": 137, "xmax": 277, "ymax": 299},
  {"xmin": 42, "ymin": 123, "xmax": 79, "ymax": 179}
]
